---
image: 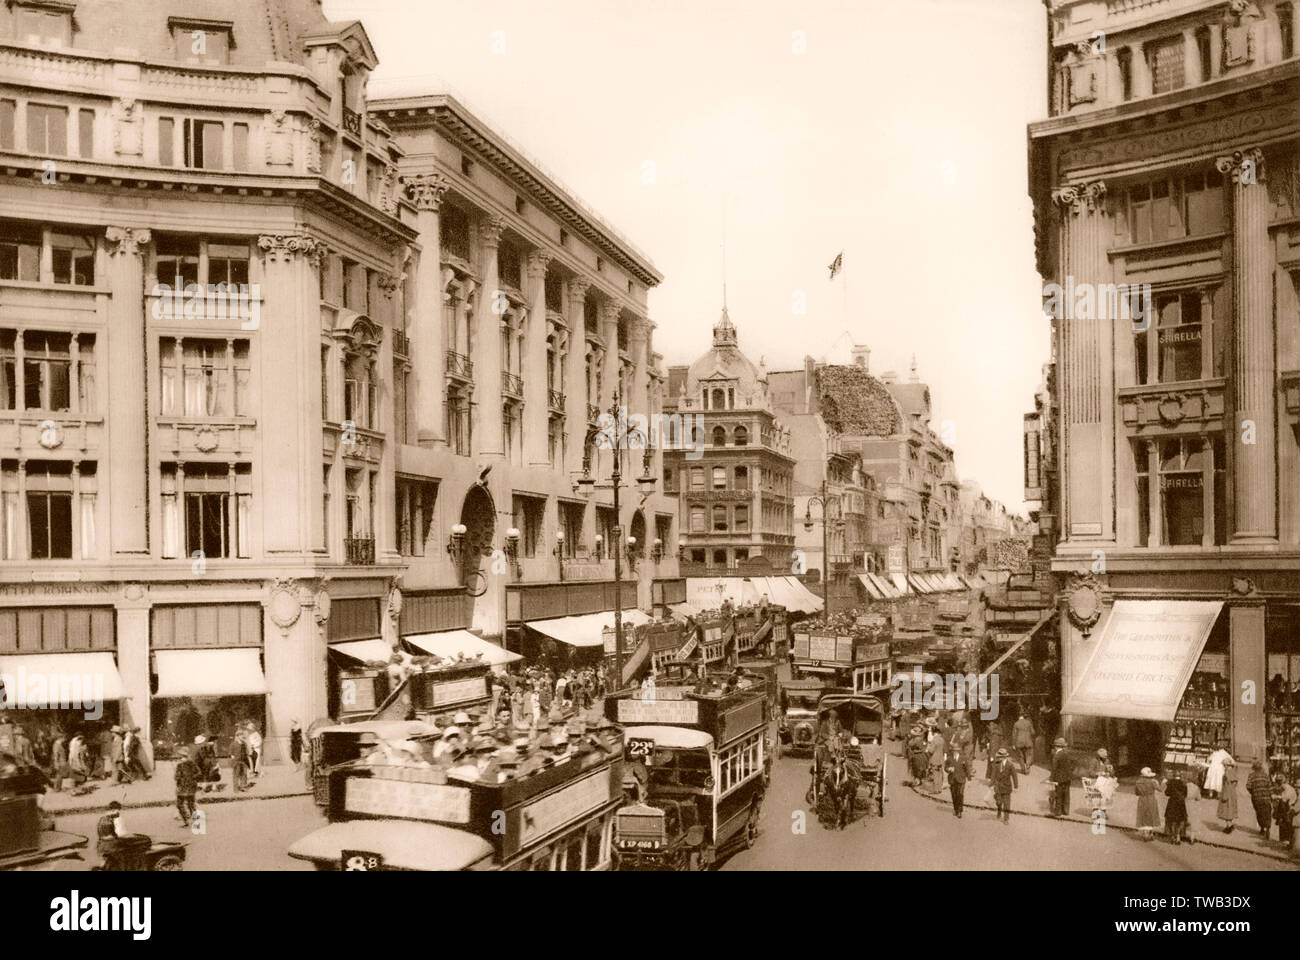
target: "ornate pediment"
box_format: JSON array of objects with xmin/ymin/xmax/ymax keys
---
[{"xmin": 334, "ymin": 309, "xmax": 383, "ymax": 356}]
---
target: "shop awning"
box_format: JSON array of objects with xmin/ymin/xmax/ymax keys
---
[
  {"xmin": 403, "ymin": 630, "xmax": 521, "ymax": 666},
  {"xmin": 867, "ymin": 573, "xmax": 901, "ymax": 599},
  {"xmin": 907, "ymin": 574, "xmax": 933, "ymax": 594},
  {"xmin": 857, "ymin": 574, "xmax": 886, "ymax": 601},
  {"xmin": 1062, "ymin": 600, "xmax": 1224, "ymax": 722},
  {"xmin": 328, "ymin": 638, "xmax": 394, "ymax": 665},
  {"xmin": 528, "ymin": 610, "xmax": 651, "ymax": 648},
  {"xmin": 889, "ymin": 573, "xmax": 911, "ymax": 595},
  {"xmin": 154, "ymin": 648, "xmax": 267, "ymax": 698},
  {"xmin": 0, "ymin": 652, "xmax": 124, "ymax": 708},
  {"xmin": 766, "ymin": 576, "xmax": 824, "ymax": 614}
]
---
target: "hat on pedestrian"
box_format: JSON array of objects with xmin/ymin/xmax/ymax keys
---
[
  {"xmin": 471, "ymin": 738, "xmax": 496, "ymax": 754},
  {"xmin": 995, "ymin": 748, "xmax": 1009, "ymax": 758},
  {"xmin": 110, "ymin": 725, "xmax": 123, "ymax": 734},
  {"xmin": 1140, "ymin": 767, "xmax": 1155, "ymax": 778},
  {"xmin": 453, "ymin": 711, "xmax": 473, "ymax": 726},
  {"xmin": 1223, "ymin": 755, "xmax": 1236, "ymax": 766},
  {"xmin": 1053, "ymin": 737, "xmax": 1067, "ymax": 747},
  {"xmin": 193, "ymin": 735, "xmax": 206, "ymax": 745},
  {"xmin": 177, "ymin": 747, "xmax": 190, "ymax": 758},
  {"xmin": 1096, "ymin": 748, "xmax": 1108, "ymax": 759},
  {"xmin": 441, "ymin": 726, "xmax": 463, "ymax": 740}
]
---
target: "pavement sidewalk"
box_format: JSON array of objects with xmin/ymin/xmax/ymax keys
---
[
  {"xmin": 903, "ymin": 748, "xmax": 1299, "ymax": 865},
  {"xmin": 40, "ymin": 761, "xmax": 311, "ymax": 816}
]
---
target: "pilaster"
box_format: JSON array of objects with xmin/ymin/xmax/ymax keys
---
[
  {"xmin": 474, "ymin": 216, "xmax": 506, "ymax": 458},
  {"xmin": 405, "ymin": 173, "xmax": 450, "ymax": 445}
]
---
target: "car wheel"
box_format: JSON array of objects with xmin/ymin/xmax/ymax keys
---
[{"xmin": 151, "ymin": 854, "xmax": 184, "ymax": 871}]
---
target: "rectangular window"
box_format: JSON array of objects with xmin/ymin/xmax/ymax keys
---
[
  {"xmin": 691, "ymin": 468, "xmax": 704, "ymax": 491},
  {"xmin": 173, "ymin": 26, "xmax": 231, "ymax": 64},
  {"xmin": 158, "ymin": 117, "xmax": 175, "ymax": 167},
  {"xmin": 0, "ymin": 222, "xmax": 41, "ymax": 281},
  {"xmin": 160, "ymin": 338, "xmax": 250, "ymax": 417},
  {"xmin": 690, "ymin": 506, "xmax": 705, "ymax": 533},
  {"xmin": 16, "ymin": 7, "xmax": 71, "ymax": 46},
  {"xmin": 26, "ymin": 103, "xmax": 67, "ymax": 156},
  {"xmin": 395, "ymin": 478, "xmax": 437, "ymax": 557},
  {"xmin": 231, "ymin": 123, "xmax": 248, "ymax": 171},
  {"xmin": 1156, "ymin": 292, "xmax": 1202, "ymax": 383},
  {"xmin": 512, "ymin": 495, "xmax": 544, "ymax": 559},
  {"xmin": 1149, "ymin": 37, "xmax": 1186, "ymax": 94},
  {"xmin": 207, "ymin": 242, "xmax": 249, "ymax": 288},
  {"xmin": 713, "ymin": 505, "xmax": 728, "ymax": 532},
  {"xmin": 25, "ymin": 462, "xmax": 73, "ymax": 559},
  {"xmin": 23, "ymin": 332, "xmax": 71, "ymax": 411},
  {"xmin": 734, "ymin": 505, "xmax": 749, "ymax": 533},
  {"xmin": 183, "ymin": 118, "xmax": 224, "ymax": 170},
  {"xmin": 77, "ymin": 109, "xmax": 94, "ymax": 159},
  {"xmin": 1195, "ymin": 27, "xmax": 1212, "ymax": 82},
  {"xmin": 0, "ymin": 99, "xmax": 13, "ymax": 150},
  {"xmin": 561, "ymin": 501, "xmax": 583, "ymax": 556},
  {"xmin": 50, "ymin": 232, "xmax": 94, "ymax": 285},
  {"xmin": 712, "ymin": 467, "xmax": 726, "ymax": 491},
  {"xmin": 1117, "ymin": 47, "xmax": 1133, "ymax": 101},
  {"xmin": 179, "ymin": 463, "xmax": 248, "ymax": 559},
  {"xmin": 155, "ymin": 235, "xmax": 200, "ymax": 288},
  {"xmin": 1282, "ymin": 4, "xmax": 1295, "ymax": 59}
]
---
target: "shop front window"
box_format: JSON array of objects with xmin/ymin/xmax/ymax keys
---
[
  {"xmin": 1266, "ymin": 608, "xmax": 1300, "ymax": 778},
  {"xmin": 1164, "ymin": 614, "xmax": 1230, "ymax": 776}
]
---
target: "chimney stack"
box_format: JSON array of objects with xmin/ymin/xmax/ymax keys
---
[{"xmin": 851, "ymin": 345, "xmax": 870, "ymax": 370}]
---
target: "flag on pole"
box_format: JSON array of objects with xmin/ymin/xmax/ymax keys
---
[{"xmin": 827, "ymin": 251, "xmax": 843, "ymax": 280}]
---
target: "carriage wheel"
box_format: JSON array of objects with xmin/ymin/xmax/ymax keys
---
[{"xmin": 742, "ymin": 805, "xmax": 760, "ymax": 850}]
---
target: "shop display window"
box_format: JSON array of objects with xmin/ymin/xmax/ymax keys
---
[
  {"xmin": 1164, "ymin": 616, "xmax": 1229, "ymax": 773},
  {"xmin": 1266, "ymin": 608, "xmax": 1300, "ymax": 778}
]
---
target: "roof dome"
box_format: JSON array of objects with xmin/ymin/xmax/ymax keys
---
[{"xmin": 683, "ymin": 307, "xmax": 767, "ymax": 404}]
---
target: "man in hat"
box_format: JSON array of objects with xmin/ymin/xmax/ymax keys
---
[
  {"xmin": 1049, "ymin": 736, "xmax": 1072, "ymax": 817},
  {"xmin": 1012, "ymin": 713, "xmax": 1034, "ymax": 771},
  {"xmin": 174, "ymin": 746, "xmax": 200, "ymax": 827},
  {"xmin": 990, "ymin": 747, "xmax": 1018, "ymax": 823},
  {"xmin": 109, "ymin": 725, "xmax": 128, "ymax": 784},
  {"xmin": 944, "ymin": 740, "xmax": 972, "ymax": 818},
  {"xmin": 193, "ymin": 735, "xmax": 218, "ymax": 792}
]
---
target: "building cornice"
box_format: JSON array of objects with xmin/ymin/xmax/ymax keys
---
[
  {"xmin": 0, "ymin": 154, "xmax": 418, "ymax": 247},
  {"xmin": 372, "ymin": 94, "xmax": 662, "ymax": 287}
]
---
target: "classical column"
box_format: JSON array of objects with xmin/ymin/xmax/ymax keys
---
[
  {"xmin": 524, "ymin": 251, "xmax": 552, "ymax": 466},
  {"xmin": 103, "ymin": 227, "xmax": 151, "ymax": 555},
  {"xmin": 1216, "ymin": 149, "xmax": 1275, "ymax": 542},
  {"xmin": 256, "ymin": 234, "xmax": 325, "ymax": 554},
  {"xmin": 1050, "ymin": 181, "xmax": 1114, "ymax": 543},
  {"xmin": 404, "ymin": 173, "xmax": 449, "ymax": 445},
  {"xmin": 474, "ymin": 216, "xmax": 506, "ymax": 458},
  {"xmin": 597, "ymin": 299, "xmax": 622, "ymax": 483},
  {"xmin": 564, "ymin": 277, "xmax": 590, "ymax": 477}
]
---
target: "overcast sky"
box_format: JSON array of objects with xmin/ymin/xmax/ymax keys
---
[{"xmin": 327, "ymin": 0, "xmax": 1051, "ymax": 514}]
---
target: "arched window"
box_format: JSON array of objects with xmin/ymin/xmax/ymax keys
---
[
  {"xmin": 711, "ymin": 388, "xmax": 726, "ymax": 409},
  {"xmin": 712, "ymin": 426, "xmax": 727, "ymax": 447},
  {"xmin": 733, "ymin": 425, "xmax": 748, "ymax": 446}
]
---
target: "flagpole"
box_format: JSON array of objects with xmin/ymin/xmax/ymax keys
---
[{"xmin": 841, "ymin": 246, "xmax": 848, "ymax": 330}]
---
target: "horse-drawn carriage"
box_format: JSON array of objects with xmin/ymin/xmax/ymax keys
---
[{"xmin": 804, "ymin": 689, "xmax": 887, "ymax": 829}]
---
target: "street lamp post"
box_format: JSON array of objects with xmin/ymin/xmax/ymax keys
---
[
  {"xmin": 575, "ymin": 385, "xmax": 656, "ymax": 687},
  {"xmin": 804, "ymin": 479, "xmax": 840, "ymax": 622}
]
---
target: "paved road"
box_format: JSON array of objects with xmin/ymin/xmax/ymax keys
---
[
  {"xmin": 27, "ymin": 744, "xmax": 1294, "ymax": 871},
  {"xmin": 721, "ymin": 745, "xmax": 1295, "ymax": 871}
]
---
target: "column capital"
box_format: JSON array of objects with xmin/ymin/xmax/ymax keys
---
[
  {"xmin": 525, "ymin": 250, "xmax": 553, "ymax": 281},
  {"xmin": 1050, "ymin": 180, "xmax": 1106, "ymax": 215},
  {"xmin": 402, "ymin": 172, "xmax": 451, "ymax": 212},
  {"xmin": 566, "ymin": 276, "xmax": 591, "ymax": 304},
  {"xmin": 480, "ymin": 215, "xmax": 507, "ymax": 250},
  {"xmin": 104, "ymin": 226, "xmax": 152, "ymax": 257},
  {"xmin": 377, "ymin": 271, "xmax": 401, "ymax": 299},
  {"xmin": 1214, "ymin": 148, "xmax": 1264, "ymax": 184},
  {"xmin": 597, "ymin": 298, "xmax": 623, "ymax": 326},
  {"xmin": 624, "ymin": 314, "xmax": 649, "ymax": 343},
  {"xmin": 258, "ymin": 234, "xmax": 325, "ymax": 265}
]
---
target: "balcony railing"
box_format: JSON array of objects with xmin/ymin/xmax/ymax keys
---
[
  {"xmin": 445, "ymin": 351, "xmax": 474, "ymax": 382},
  {"xmin": 344, "ymin": 537, "xmax": 375, "ymax": 565},
  {"xmin": 502, "ymin": 372, "xmax": 524, "ymax": 397},
  {"xmin": 549, "ymin": 389, "xmax": 566, "ymax": 412},
  {"xmin": 392, "ymin": 330, "xmax": 410, "ymax": 357},
  {"xmin": 342, "ymin": 107, "xmax": 362, "ymax": 137}
]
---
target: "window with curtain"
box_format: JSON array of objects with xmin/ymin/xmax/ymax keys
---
[
  {"xmin": 160, "ymin": 338, "xmax": 250, "ymax": 417},
  {"xmin": 690, "ymin": 505, "xmax": 705, "ymax": 533},
  {"xmin": 22, "ymin": 331, "xmax": 71, "ymax": 411},
  {"xmin": 26, "ymin": 103, "xmax": 67, "ymax": 155},
  {"xmin": 25, "ymin": 460, "xmax": 74, "ymax": 559}
]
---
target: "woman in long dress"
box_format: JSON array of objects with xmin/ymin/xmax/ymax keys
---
[
  {"xmin": 1135, "ymin": 767, "xmax": 1161, "ymax": 840},
  {"xmin": 1216, "ymin": 756, "xmax": 1239, "ymax": 833},
  {"xmin": 1204, "ymin": 744, "xmax": 1232, "ymax": 799},
  {"xmin": 1164, "ymin": 771, "xmax": 1190, "ymax": 844}
]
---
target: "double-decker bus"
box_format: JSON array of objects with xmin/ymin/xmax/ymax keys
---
[
  {"xmin": 291, "ymin": 661, "xmax": 623, "ymax": 870},
  {"xmin": 605, "ymin": 683, "xmax": 768, "ymax": 870}
]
